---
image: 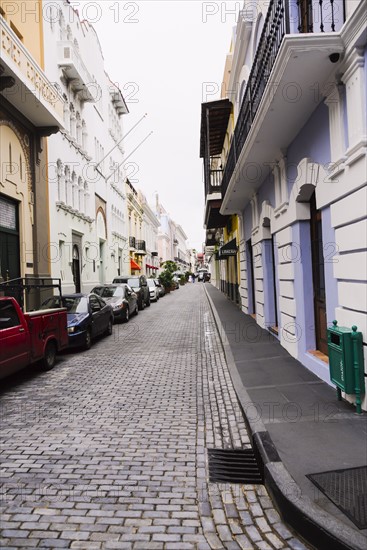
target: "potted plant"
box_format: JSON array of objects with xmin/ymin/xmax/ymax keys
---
[{"xmin": 158, "ymin": 270, "xmax": 173, "ymax": 293}]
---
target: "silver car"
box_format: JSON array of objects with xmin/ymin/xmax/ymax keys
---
[{"xmin": 147, "ymin": 279, "xmax": 160, "ymax": 302}]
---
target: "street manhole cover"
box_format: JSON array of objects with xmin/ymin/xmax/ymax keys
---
[{"xmin": 208, "ymin": 448, "xmax": 263, "ymax": 484}]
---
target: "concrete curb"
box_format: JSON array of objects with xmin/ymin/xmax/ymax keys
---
[{"xmin": 204, "ymin": 285, "xmax": 367, "ymax": 550}]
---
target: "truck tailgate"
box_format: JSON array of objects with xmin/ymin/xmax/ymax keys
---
[{"xmin": 25, "ymin": 308, "xmax": 68, "ymax": 362}]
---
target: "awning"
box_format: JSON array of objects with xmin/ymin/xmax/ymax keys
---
[
  {"xmin": 130, "ymin": 259, "xmax": 141, "ymax": 270},
  {"xmin": 218, "ymin": 238, "xmax": 238, "ymax": 259}
]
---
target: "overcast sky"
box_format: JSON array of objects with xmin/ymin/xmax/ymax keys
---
[{"xmin": 89, "ymin": 1, "xmax": 239, "ymax": 251}]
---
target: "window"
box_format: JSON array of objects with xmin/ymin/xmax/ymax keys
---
[
  {"xmin": 0, "ymin": 300, "xmax": 21, "ymax": 329},
  {"xmin": 89, "ymin": 295, "xmax": 101, "ymax": 311}
]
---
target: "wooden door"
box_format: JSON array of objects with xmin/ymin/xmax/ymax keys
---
[{"xmin": 310, "ymin": 194, "xmax": 328, "ymax": 355}]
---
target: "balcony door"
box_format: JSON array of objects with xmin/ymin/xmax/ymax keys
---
[
  {"xmin": 310, "ymin": 193, "xmax": 328, "ymax": 355},
  {"xmin": 72, "ymin": 245, "xmax": 81, "ymax": 293},
  {"xmin": 298, "ymin": 0, "xmax": 313, "ymax": 32}
]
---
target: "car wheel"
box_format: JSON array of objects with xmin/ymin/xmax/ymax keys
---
[
  {"xmin": 124, "ymin": 309, "xmax": 129, "ymax": 323},
  {"xmin": 106, "ymin": 317, "xmax": 113, "ymax": 334},
  {"xmin": 41, "ymin": 341, "xmax": 57, "ymax": 370},
  {"xmin": 84, "ymin": 328, "xmax": 92, "ymax": 350}
]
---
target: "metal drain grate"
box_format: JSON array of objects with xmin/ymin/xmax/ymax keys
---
[
  {"xmin": 208, "ymin": 448, "xmax": 263, "ymax": 484},
  {"xmin": 307, "ymin": 465, "xmax": 367, "ymax": 529}
]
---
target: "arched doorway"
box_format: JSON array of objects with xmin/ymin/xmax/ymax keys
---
[
  {"xmin": 72, "ymin": 245, "xmax": 81, "ymax": 293},
  {"xmin": 0, "ymin": 123, "xmax": 32, "ymax": 283}
]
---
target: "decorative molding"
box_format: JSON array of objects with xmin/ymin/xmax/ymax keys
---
[
  {"xmin": 0, "ymin": 118, "xmax": 32, "ymax": 196},
  {"xmin": 56, "ymin": 201, "xmax": 93, "ymax": 223}
]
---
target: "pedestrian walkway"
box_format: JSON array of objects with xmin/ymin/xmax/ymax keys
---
[
  {"xmin": 205, "ymin": 283, "xmax": 367, "ymax": 550},
  {"xmin": 0, "ymin": 284, "xmax": 308, "ymax": 549}
]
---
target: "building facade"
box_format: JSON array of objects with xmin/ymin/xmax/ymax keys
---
[
  {"xmin": 139, "ymin": 191, "xmax": 160, "ymax": 277},
  {"xmin": 153, "ymin": 195, "xmax": 190, "ymax": 271},
  {"xmin": 173, "ymin": 224, "xmax": 190, "ymax": 274},
  {"xmin": 126, "ymin": 179, "xmax": 144, "ymax": 274},
  {"xmin": 43, "ymin": 0, "xmax": 129, "ymax": 293},
  {"xmin": 202, "ymin": 0, "xmax": 367, "ymax": 410},
  {"xmin": 0, "ymin": 0, "xmax": 64, "ymax": 302}
]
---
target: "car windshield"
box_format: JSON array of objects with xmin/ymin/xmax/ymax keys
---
[
  {"xmin": 96, "ymin": 287, "xmax": 125, "ymax": 298},
  {"xmin": 147, "ymin": 280, "xmax": 155, "ymax": 287},
  {"xmin": 63, "ymin": 297, "xmax": 89, "ymax": 313},
  {"xmin": 41, "ymin": 296, "xmax": 89, "ymax": 314},
  {"xmin": 126, "ymin": 279, "xmax": 139, "ymax": 287}
]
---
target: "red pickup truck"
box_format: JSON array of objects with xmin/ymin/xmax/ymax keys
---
[{"xmin": 0, "ymin": 296, "xmax": 68, "ymax": 379}]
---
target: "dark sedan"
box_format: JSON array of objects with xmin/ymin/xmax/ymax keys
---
[
  {"xmin": 91, "ymin": 284, "xmax": 138, "ymax": 322},
  {"xmin": 40, "ymin": 293, "xmax": 114, "ymax": 350}
]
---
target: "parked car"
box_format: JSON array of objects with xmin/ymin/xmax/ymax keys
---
[
  {"xmin": 172, "ymin": 274, "xmax": 180, "ymax": 290},
  {"xmin": 197, "ymin": 269, "xmax": 210, "ymax": 282},
  {"xmin": 147, "ymin": 279, "xmax": 160, "ymax": 302},
  {"xmin": 40, "ymin": 293, "xmax": 113, "ymax": 350},
  {"xmin": 92, "ymin": 284, "xmax": 138, "ymax": 322},
  {"xmin": 0, "ymin": 296, "xmax": 68, "ymax": 379},
  {"xmin": 154, "ymin": 279, "xmax": 165, "ymax": 298},
  {"xmin": 112, "ymin": 275, "xmax": 150, "ymax": 310}
]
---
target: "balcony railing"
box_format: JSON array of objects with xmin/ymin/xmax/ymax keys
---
[
  {"xmin": 136, "ymin": 240, "xmax": 146, "ymax": 253},
  {"xmin": 206, "ymin": 169, "xmax": 223, "ymax": 196},
  {"xmin": 129, "ymin": 236, "xmax": 136, "ymax": 249},
  {"xmin": 221, "ymin": 0, "xmax": 344, "ymax": 199}
]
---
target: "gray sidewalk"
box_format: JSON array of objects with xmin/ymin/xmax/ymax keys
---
[{"xmin": 205, "ymin": 283, "xmax": 367, "ymax": 550}]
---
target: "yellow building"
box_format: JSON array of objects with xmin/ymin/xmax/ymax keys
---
[
  {"xmin": 126, "ymin": 179, "xmax": 145, "ymax": 274},
  {"xmin": 201, "ymin": 37, "xmax": 241, "ymax": 305},
  {"xmin": 0, "ymin": 1, "xmax": 63, "ymax": 294}
]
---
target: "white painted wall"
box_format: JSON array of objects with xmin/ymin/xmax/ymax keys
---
[{"xmin": 43, "ymin": 0, "xmax": 129, "ymax": 292}]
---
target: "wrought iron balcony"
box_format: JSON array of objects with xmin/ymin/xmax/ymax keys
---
[
  {"xmin": 136, "ymin": 240, "xmax": 146, "ymax": 254},
  {"xmin": 221, "ymin": 0, "xmax": 345, "ymax": 200},
  {"xmin": 129, "ymin": 236, "xmax": 136, "ymax": 249}
]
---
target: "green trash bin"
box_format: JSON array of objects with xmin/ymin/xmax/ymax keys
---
[{"xmin": 327, "ymin": 321, "xmax": 365, "ymax": 413}]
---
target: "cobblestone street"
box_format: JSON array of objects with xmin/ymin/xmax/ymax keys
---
[{"xmin": 0, "ymin": 284, "xmax": 308, "ymax": 550}]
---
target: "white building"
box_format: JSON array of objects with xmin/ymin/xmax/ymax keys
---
[
  {"xmin": 139, "ymin": 191, "xmax": 160, "ymax": 277},
  {"xmin": 43, "ymin": 0, "xmax": 129, "ymax": 293},
  {"xmin": 172, "ymin": 223, "xmax": 190, "ymax": 273}
]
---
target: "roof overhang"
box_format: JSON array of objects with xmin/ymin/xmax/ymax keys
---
[
  {"xmin": 221, "ymin": 33, "xmax": 344, "ymax": 214},
  {"xmin": 200, "ymin": 99, "xmax": 232, "ymax": 158}
]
